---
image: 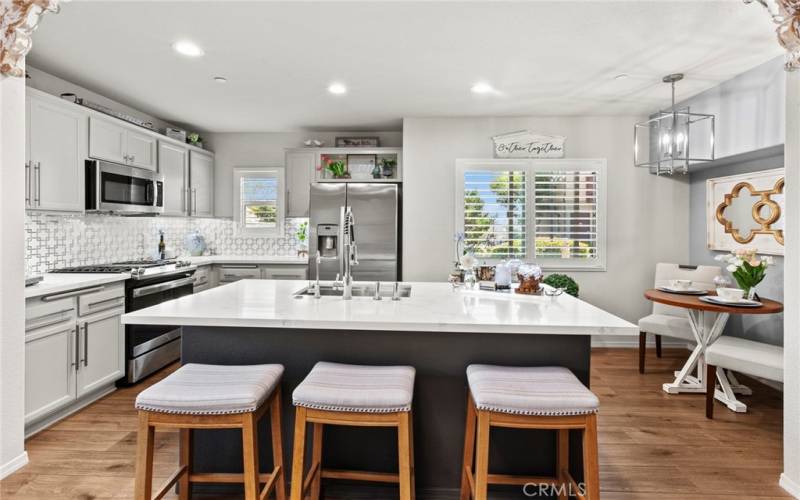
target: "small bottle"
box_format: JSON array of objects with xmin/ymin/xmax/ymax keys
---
[{"xmin": 158, "ymin": 231, "xmax": 166, "ymax": 260}]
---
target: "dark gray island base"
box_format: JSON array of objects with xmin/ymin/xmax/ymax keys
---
[{"xmin": 182, "ymin": 326, "xmax": 591, "ymax": 499}]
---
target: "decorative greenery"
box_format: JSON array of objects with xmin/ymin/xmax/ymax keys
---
[
  {"xmin": 542, "ymin": 273, "xmax": 579, "ymax": 297},
  {"xmin": 187, "ymin": 132, "xmax": 203, "ymax": 145},
  {"xmin": 296, "ymin": 221, "xmax": 308, "ymax": 243},
  {"xmin": 326, "ymin": 160, "xmax": 348, "ymax": 178},
  {"xmin": 247, "ymin": 204, "xmax": 276, "ymax": 223},
  {"xmin": 715, "ymin": 247, "xmax": 773, "ymax": 297},
  {"xmin": 379, "ymin": 158, "xmax": 397, "ymax": 169}
]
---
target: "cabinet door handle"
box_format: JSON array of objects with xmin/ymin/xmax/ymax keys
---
[
  {"xmin": 83, "ymin": 322, "xmax": 89, "ymax": 367},
  {"xmin": 74, "ymin": 326, "xmax": 80, "ymax": 371},
  {"xmin": 25, "ymin": 161, "xmax": 30, "ymax": 206},
  {"xmin": 186, "ymin": 187, "xmax": 191, "ymax": 215},
  {"xmin": 71, "ymin": 326, "xmax": 79, "ymax": 369},
  {"xmin": 34, "ymin": 162, "xmax": 41, "ymax": 206},
  {"xmin": 192, "ymin": 189, "xmax": 197, "ymax": 214}
]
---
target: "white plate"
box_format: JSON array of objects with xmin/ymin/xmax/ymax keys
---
[
  {"xmin": 699, "ymin": 296, "xmax": 762, "ymax": 308},
  {"xmin": 656, "ymin": 286, "xmax": 707, "ymax": 295}
]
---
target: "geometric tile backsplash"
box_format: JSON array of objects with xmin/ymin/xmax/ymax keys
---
[{"xmin": 25, "ymin": 212, "xmax": 308, "ymax": 276}]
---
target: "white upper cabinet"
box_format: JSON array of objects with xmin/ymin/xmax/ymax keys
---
[
  {"xmin": 26, "ymin": 93, "xmax": 88, "ymax": 212},
  {"xmin": 89, "ymin": 117, "xmax": 157, "ymax": 171},
  {"xmin": 158, "ymin": 141, "xmax": 189, "ymax": 216},
  {"xmin": 126, "ymin": 129, "xmax": 158, "ymax": 171},
  {"xmin": 88, "ymin": 117, "xmax": 126, "ymax": 164},
  {"xmin": 286, "ymin": 150, "xmax": 315, "ymax": 217},
  {"xmin": 189, "ymin": 150, "xmax": 214, "ymax": 217}
]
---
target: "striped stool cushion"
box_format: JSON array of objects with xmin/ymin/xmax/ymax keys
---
[
  {"xmin": 467, "ymin": 365, "xmax": 599, "ymax": 416},
  {"xmin": 135, "ymin": 363, "xmax": 284, "ymax": 415},
  {"xmin": 293, "ymin": 362, "xmax": 415, "ymax": 413}
]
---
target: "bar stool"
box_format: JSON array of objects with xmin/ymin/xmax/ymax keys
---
[
  {"xmin": 133, "ymin": 363, "xmax": 287, "ymax": 500},
  {"xmin": 460, "ymin": 365, "xmax": 600, "ymax": 500},
  {"xmin": 290, "ymin": 361, "xmax": 416, "ymax": 500}
]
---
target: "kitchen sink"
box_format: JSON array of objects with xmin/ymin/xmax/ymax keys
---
[{"xmin": 294, "ymin": 283, "xmax": 412, "ymax": 298}]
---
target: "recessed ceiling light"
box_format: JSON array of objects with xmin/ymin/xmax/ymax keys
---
[
  {"xmin": 470, "ymin": 81, "xmax": 496, "ymax": 95},
  {"xmin": 328, "ymin": 82, "xmax": 347, "ymax": 95},
  {"xmin": 172, "ymin": 40, "xmax": 204, "ymax": 58},
  {"xmin": 614, "ymin": 73, "xmax": 629, "ymax": 80},
  {"xmin": 213, "ymin": 76, "xmax": 228, "ymax": 84}
]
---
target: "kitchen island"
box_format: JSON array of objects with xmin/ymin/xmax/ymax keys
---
[{"xmin": 123, "ymin": 280, "xmax": 636, "ymax": 497}]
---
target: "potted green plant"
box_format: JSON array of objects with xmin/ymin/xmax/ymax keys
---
[
  {"xmin": 326, "ymin": 160, "xmax": 349, "ymax": 179},
  {"xmin": 542, "ymin": 273, "xmax": 579, "ymax": 297},
  {"xmin": 296, "ymin": 221, "xmax": 308, "ymax": 257},
  {"xmin": 380, "ymin": 158, "xmax": 397, "ymax": 178},
  {"xmin": 187, "ymin": 132, "xmax": 203, "ymax": 148}
]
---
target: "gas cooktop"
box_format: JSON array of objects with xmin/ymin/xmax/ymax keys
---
[{"xmin": 50, "ymin": 259, "xmax": 195, "ymax": 279}]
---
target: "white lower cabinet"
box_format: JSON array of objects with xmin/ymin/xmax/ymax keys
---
[
  {"xmin": 76, "ymin": 307, "xmax": 125, "ymax": 397},
  {"xmin": 25, "ymin": 283, "xmax": 125, "ymax": 432},
  {"xmin": 218, "ymin": 264, "xmax": 262, "ymax": 283},
  {"xmin": 25, "ymin": 320, "xmax": 78, "ymax": 424},
  {"xmin": 263, "ymin": 265, "xmax": 307, "ymax": 280}
]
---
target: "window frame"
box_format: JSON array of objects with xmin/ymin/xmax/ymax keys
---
[
  {"xmin": 232, "ymin": 166, "xmax": 285, "ymax": 236},
  {"xmin": 454, "ymin": 158, "xmax": 607, "ymax": 271}
]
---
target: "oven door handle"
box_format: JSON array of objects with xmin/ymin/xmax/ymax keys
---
[{"xmin": 132, "ymin": 276, "xmax": 196, "ymax": 298}]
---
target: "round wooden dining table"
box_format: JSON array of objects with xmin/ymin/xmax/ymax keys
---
[{"xmin": 644, "ymin": 289, "xmax": 783, "ymax": 412}]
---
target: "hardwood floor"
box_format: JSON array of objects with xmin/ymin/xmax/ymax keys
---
[{"xmin": 1, "ymin": 348, "xmax": 787, "ymax": 499}]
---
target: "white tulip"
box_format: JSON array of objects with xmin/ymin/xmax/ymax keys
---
[
  {"xmin": 733, "ymin": 258, "xmax": 744, "ymax": 266},
  {"xmin": 726, "ymin": 264, "xmax": 737, "ymax": 273},
  {"xmin": 714, "ymin": 254, "xmax": 726, "ymax": 262}
]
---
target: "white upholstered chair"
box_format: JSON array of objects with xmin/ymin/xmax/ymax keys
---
[
  {"xmin": 638, "ymin": 263, "xmax": 721, "ymax": 373},
  {"xmin": 705, "ymin": 337, "xmax": 783, "ymax": 418}
]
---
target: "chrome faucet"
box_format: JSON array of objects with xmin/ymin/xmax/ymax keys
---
[{"xmin": 342, "ymin": 207, "xmax": 358, "ymax": 300}]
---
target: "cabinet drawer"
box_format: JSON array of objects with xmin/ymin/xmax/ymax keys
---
[
  {"xmin": 78, "ymin": 285, "xmax": 125, "ymax": 317},
  {"xmin": 26, "ymin": 297, "xmax": 76, "ymax": 333},
  {"xmin": 218, "ymin": 265, "xmax": 261, "ymax": 282},
  {"xmin": 262, "ymin": 265, "xmax": 307, "ymax": 280}
]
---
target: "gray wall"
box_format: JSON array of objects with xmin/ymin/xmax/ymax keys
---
[
  {"xmin": 402, "ymin": 116, "xmax": 691, "ymax": 329},
  {"xmin": 689, "ymin": 154, "xmax": 784, "ymax": 346}
]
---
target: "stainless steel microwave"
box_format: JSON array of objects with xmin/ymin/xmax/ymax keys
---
[{"xmin": 86, "ymin": 160, "xmax": 164, "ymax": 214}]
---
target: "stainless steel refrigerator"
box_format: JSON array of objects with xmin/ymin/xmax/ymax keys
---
[{"xmin": 309, "ymin": 183, "xmax": 401, "ymax": 281}]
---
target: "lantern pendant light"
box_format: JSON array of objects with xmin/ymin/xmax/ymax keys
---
[{"xmin": 634, "ymin": 73, "xmax": 716, "ymax": 175}]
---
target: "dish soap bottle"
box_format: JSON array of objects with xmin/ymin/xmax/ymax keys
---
[{"xmin": 158, "ymin": 231, "xmax": 166, "ymax": 260}]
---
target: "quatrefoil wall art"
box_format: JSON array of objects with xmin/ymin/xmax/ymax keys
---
[{"xmin": 707, "ymin": 169, "xmax": 785, "ymax": 256}]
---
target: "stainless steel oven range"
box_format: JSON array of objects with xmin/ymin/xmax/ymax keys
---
[{"xmin": 51, "ymin": 259, "xmax": 196, "ymax": 383}]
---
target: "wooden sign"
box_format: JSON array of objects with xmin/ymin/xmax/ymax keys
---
[{"xmin": 492, "ymin": 130, "xmax": 565, "ymax": 158}]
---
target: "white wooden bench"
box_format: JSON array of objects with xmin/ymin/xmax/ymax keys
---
[{"xmin": 705, "ymin": 336, "xmax": 783, "ymax": 418}]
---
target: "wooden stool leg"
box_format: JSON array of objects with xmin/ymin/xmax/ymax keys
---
[
  {"xmin": 270, "ymin": 388, "xmax": 287, "ymax": 500},
  {"xmin": 459, "ymin": 392, "xmax": 477, "ymax": 500},
  {"xmin": 473, "ymin": 410, "xmax": 491, "ymax": 500},
  {"xmin": 178, "ymin": 429, "xmax": 192, "ymax": 500},
  {"xmin": 242, "ymin": 412, "xmax": 261, "ymax": 500},
  {"xmin": 655, "ymin": 334, "xmax": 663, "ymax": 358},
  {"xmin": 557, "ymin": 429, "xmax": 569, "ymax": 500},
  {"xmin": 134, "ymin": 412, "xmax": 155, "ymax": 500},
  {"xmin": 290, "ymin": 407, "xmax": 307, "ymax": 500},
  {"xmin": 582, "ymin": 414, "xmax": 600, "ymax": 500},
  {"xmin": 706, "ymin": 363, "xmax": 717, "ymax": 419},
  {"xmin": 408, "ymin": 412, "xmax": 416, "ymax": 500},
  {"xmin": 638, "ymin": 331, "xmax": 647, "ymax": 374},
  {"xmin": 309, "ymin": 423, "xmax": 324, "ymax": 500},
  {"xmin": 397, "ymin": 411, "xmax": 414, "ymax": 500}
]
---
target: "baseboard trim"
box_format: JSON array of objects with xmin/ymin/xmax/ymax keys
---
[
  {"xmin": 781, "ymin": 473, "xmax": 800, "ymax": 499},
  {"xmin": 0, "ymin": 451, "xmax": 29, "ymax": 480}
]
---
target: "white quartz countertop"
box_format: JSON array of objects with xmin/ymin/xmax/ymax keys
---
[
  {"xmin": 122, "ymin": 280, "xmax": 637, "ymax": 336},
  {"xmin": 25, "ymin": 273, "xmax": 129, "ymax": 299},
  {"xmin": 187, "ymin": 255, "xmax": 308, "ymax": 266}
]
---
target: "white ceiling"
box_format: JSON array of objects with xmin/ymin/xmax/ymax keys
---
[{"xmin": 29, "ymin": 1, "xmax": 782, "ymax": 132}]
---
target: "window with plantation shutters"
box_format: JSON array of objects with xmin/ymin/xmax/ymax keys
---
[
  {"xmin": 463, "ymin": 169, "xmax": 527, "ymax": 259},
  {"xmin": 455, "ymin": 159, "xmax": 606, "ymax": 270},
  {"xmin": 233, "ymin": 167, "xmax": 285, "ymax": 235},
  {"xmin": 533, "ymin": 169, "xmax": 598, "ymax": 261}
]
